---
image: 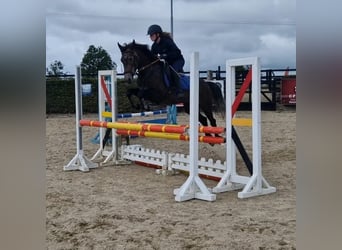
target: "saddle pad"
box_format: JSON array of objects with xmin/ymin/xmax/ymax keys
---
[
  {"xmin": 164, "ymin": 73, "xmax": 190, "ymax": 91},
  {"xmin": 179, "ymin": 74, "xmax": 190, "ymax": 91}
]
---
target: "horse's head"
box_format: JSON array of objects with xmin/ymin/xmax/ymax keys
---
[
  {"xmin": 118, "ymin": 40, "xmax": 139, "ymax": 83},
  {"xmin": 118, "ymin": 40, "xmax": 157, "ymax": 84}
]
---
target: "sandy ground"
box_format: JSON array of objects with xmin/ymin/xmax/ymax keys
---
[{"xmin": 46, "ymin": 108, "xmax": 296, "ymax": 250}]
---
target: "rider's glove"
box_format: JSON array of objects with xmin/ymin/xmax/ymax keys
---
[{"xmin": 158, "ymin": 53, "xmax": 167, "ymax": 59}]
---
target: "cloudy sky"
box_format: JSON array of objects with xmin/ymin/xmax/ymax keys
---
[{"xmin": 46, "ymin": 0, "xmax": 296, "ymax": 74}]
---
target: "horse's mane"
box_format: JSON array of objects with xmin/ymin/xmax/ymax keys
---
[{"xmin": 126, "ymin": 41, "xmax": 156, "ymax": 60}]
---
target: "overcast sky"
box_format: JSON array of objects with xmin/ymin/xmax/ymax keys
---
[{"xmin": 46, "ymin": 0, "xmax": 296, "ymax": 74}]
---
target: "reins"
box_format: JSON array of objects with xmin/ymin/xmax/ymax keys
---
[{"xmin": 137, "ymin": 58, "xmax": 160, "ymax": 74}]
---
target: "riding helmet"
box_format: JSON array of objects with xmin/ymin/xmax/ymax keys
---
[{"xmin": 147, "ymin": 24, "xmax": 163, "ymax": 35}]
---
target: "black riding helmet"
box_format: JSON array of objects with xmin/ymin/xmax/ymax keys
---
[{"xmin": 147, "ymin": 24, "xmax": 162, "ymax": 35}]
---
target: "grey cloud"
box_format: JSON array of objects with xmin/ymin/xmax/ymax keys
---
[{"xmin": 46, "ymin": 0, "xmax": 296, "ymax": 73}]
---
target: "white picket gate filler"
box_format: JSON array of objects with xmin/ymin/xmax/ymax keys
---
[{"xmin": 64, "ymin": 53, "xmax": 276, "ymax": 201}]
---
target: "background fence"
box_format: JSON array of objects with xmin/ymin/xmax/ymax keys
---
[{"xmin": 46, "ymin": 68, "xmax": 296, "ymax": 114}]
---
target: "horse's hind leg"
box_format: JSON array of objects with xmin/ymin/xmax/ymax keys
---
[
  {"xmin": 199, "ymin": 111, "xmax": 217, "ymax": 137},
  {"xmin": 202, "ymin": 107, "xmax": 217, "ymax": 128},
  {"xmin": 185, "ymin": 103, "xmax": 208, "ymax": 127},
  {"xmin": 203, "ymin": 109, "xmax": 225, "ymax": 141},
  {"xmin": 185, "ymin": 103, "xmax": 216, "ymax": 137},
  {"xmin": 200, "ymin": 111, "xmax": 219, "ymax": 146},
  {"xmin": 199, "ymin": 113, "xmax": 208, "ymax": 127}
]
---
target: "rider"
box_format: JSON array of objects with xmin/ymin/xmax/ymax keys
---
[{"xmin": 147, "ymin": 24, "xmax": 185, "ymax": 95}]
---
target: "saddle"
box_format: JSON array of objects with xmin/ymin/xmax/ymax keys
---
[{"xmin": 161, "ymin": 62, "xmax": 189, "ymax": 97}]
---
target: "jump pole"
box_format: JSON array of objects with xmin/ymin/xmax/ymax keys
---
[
  {"xmin": 79, "ymin": 120, "xmax": 228, "ymax": 134},
  {"xmin": 212, "ymin": 57, "xmax": 276, "ymax": 198},
  {"xmin": 173, "ymin": 52, "xmax": 216, "ymax": 202},
  {"xmin": 64, "ymin": 66, "xmax": 98, "ymax": 172}
]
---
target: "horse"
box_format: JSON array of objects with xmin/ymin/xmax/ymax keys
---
[{"xmin": 117, "ymin": 40, "xmax": 225, "ymax": 135}]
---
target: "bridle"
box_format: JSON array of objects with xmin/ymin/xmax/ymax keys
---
[
  {"xmin": 121, "ymin": 49, "xmax": 138, "ymax": 76},
  {"xmin": 122, "ymin": 49, "xmax": 160, "ymax": 77}
]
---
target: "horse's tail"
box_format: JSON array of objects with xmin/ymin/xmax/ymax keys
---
[{"xmin": 208, "ymin": 81, "xmax": 226, "ymax": 119}]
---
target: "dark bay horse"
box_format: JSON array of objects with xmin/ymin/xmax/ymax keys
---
[{"xmin": 117, "ymin": 40, "xmax": 225, "ymax": 132}]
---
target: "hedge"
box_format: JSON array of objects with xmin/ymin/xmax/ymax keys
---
[{"xmin": 46, "ymin": 77, "xmax": 137, "ymax": 114}]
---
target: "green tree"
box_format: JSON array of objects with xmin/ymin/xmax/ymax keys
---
[
  {"xmin": 47, "ymin": 60, "xmax": 65, "ymax": 76},
  {"xmin": 81, "ymin": 45, "xmax": 116, "ymax": 75}
]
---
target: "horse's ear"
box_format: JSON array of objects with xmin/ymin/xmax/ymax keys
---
[{"xmin": 118, "ymin": 42, "xmax": 124, "ymax": 52}]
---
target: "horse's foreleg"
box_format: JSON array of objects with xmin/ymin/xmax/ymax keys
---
[
  {"xmin": 126, "ymin": 89, "xmax": 136, "ymax": 109},
  {"xmin": 126, "ymin": 88, "xmax": 141, "ymax": 110},
  {"xmin": 139, "ymin": 98, "xmax": 146, "ymax": 111},
  {"xmin": 102, "ymin": 128, "xmax": 112, "ymax": 149}
]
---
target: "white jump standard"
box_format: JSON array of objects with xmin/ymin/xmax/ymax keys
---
[
  {"xmin": 173, "ymin": 52, "xmax": 216, "ymax": 202},
  {"xmin": 212, "ymin": 57, "xmax": 276, "ymax": 198},
  {"xmin": 64, "ymin": 66, "xmax": 98, "ymax": 172},
  {"xmin": 91, "ymin": 70, "xmax": 119, "ymax": 165}
]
